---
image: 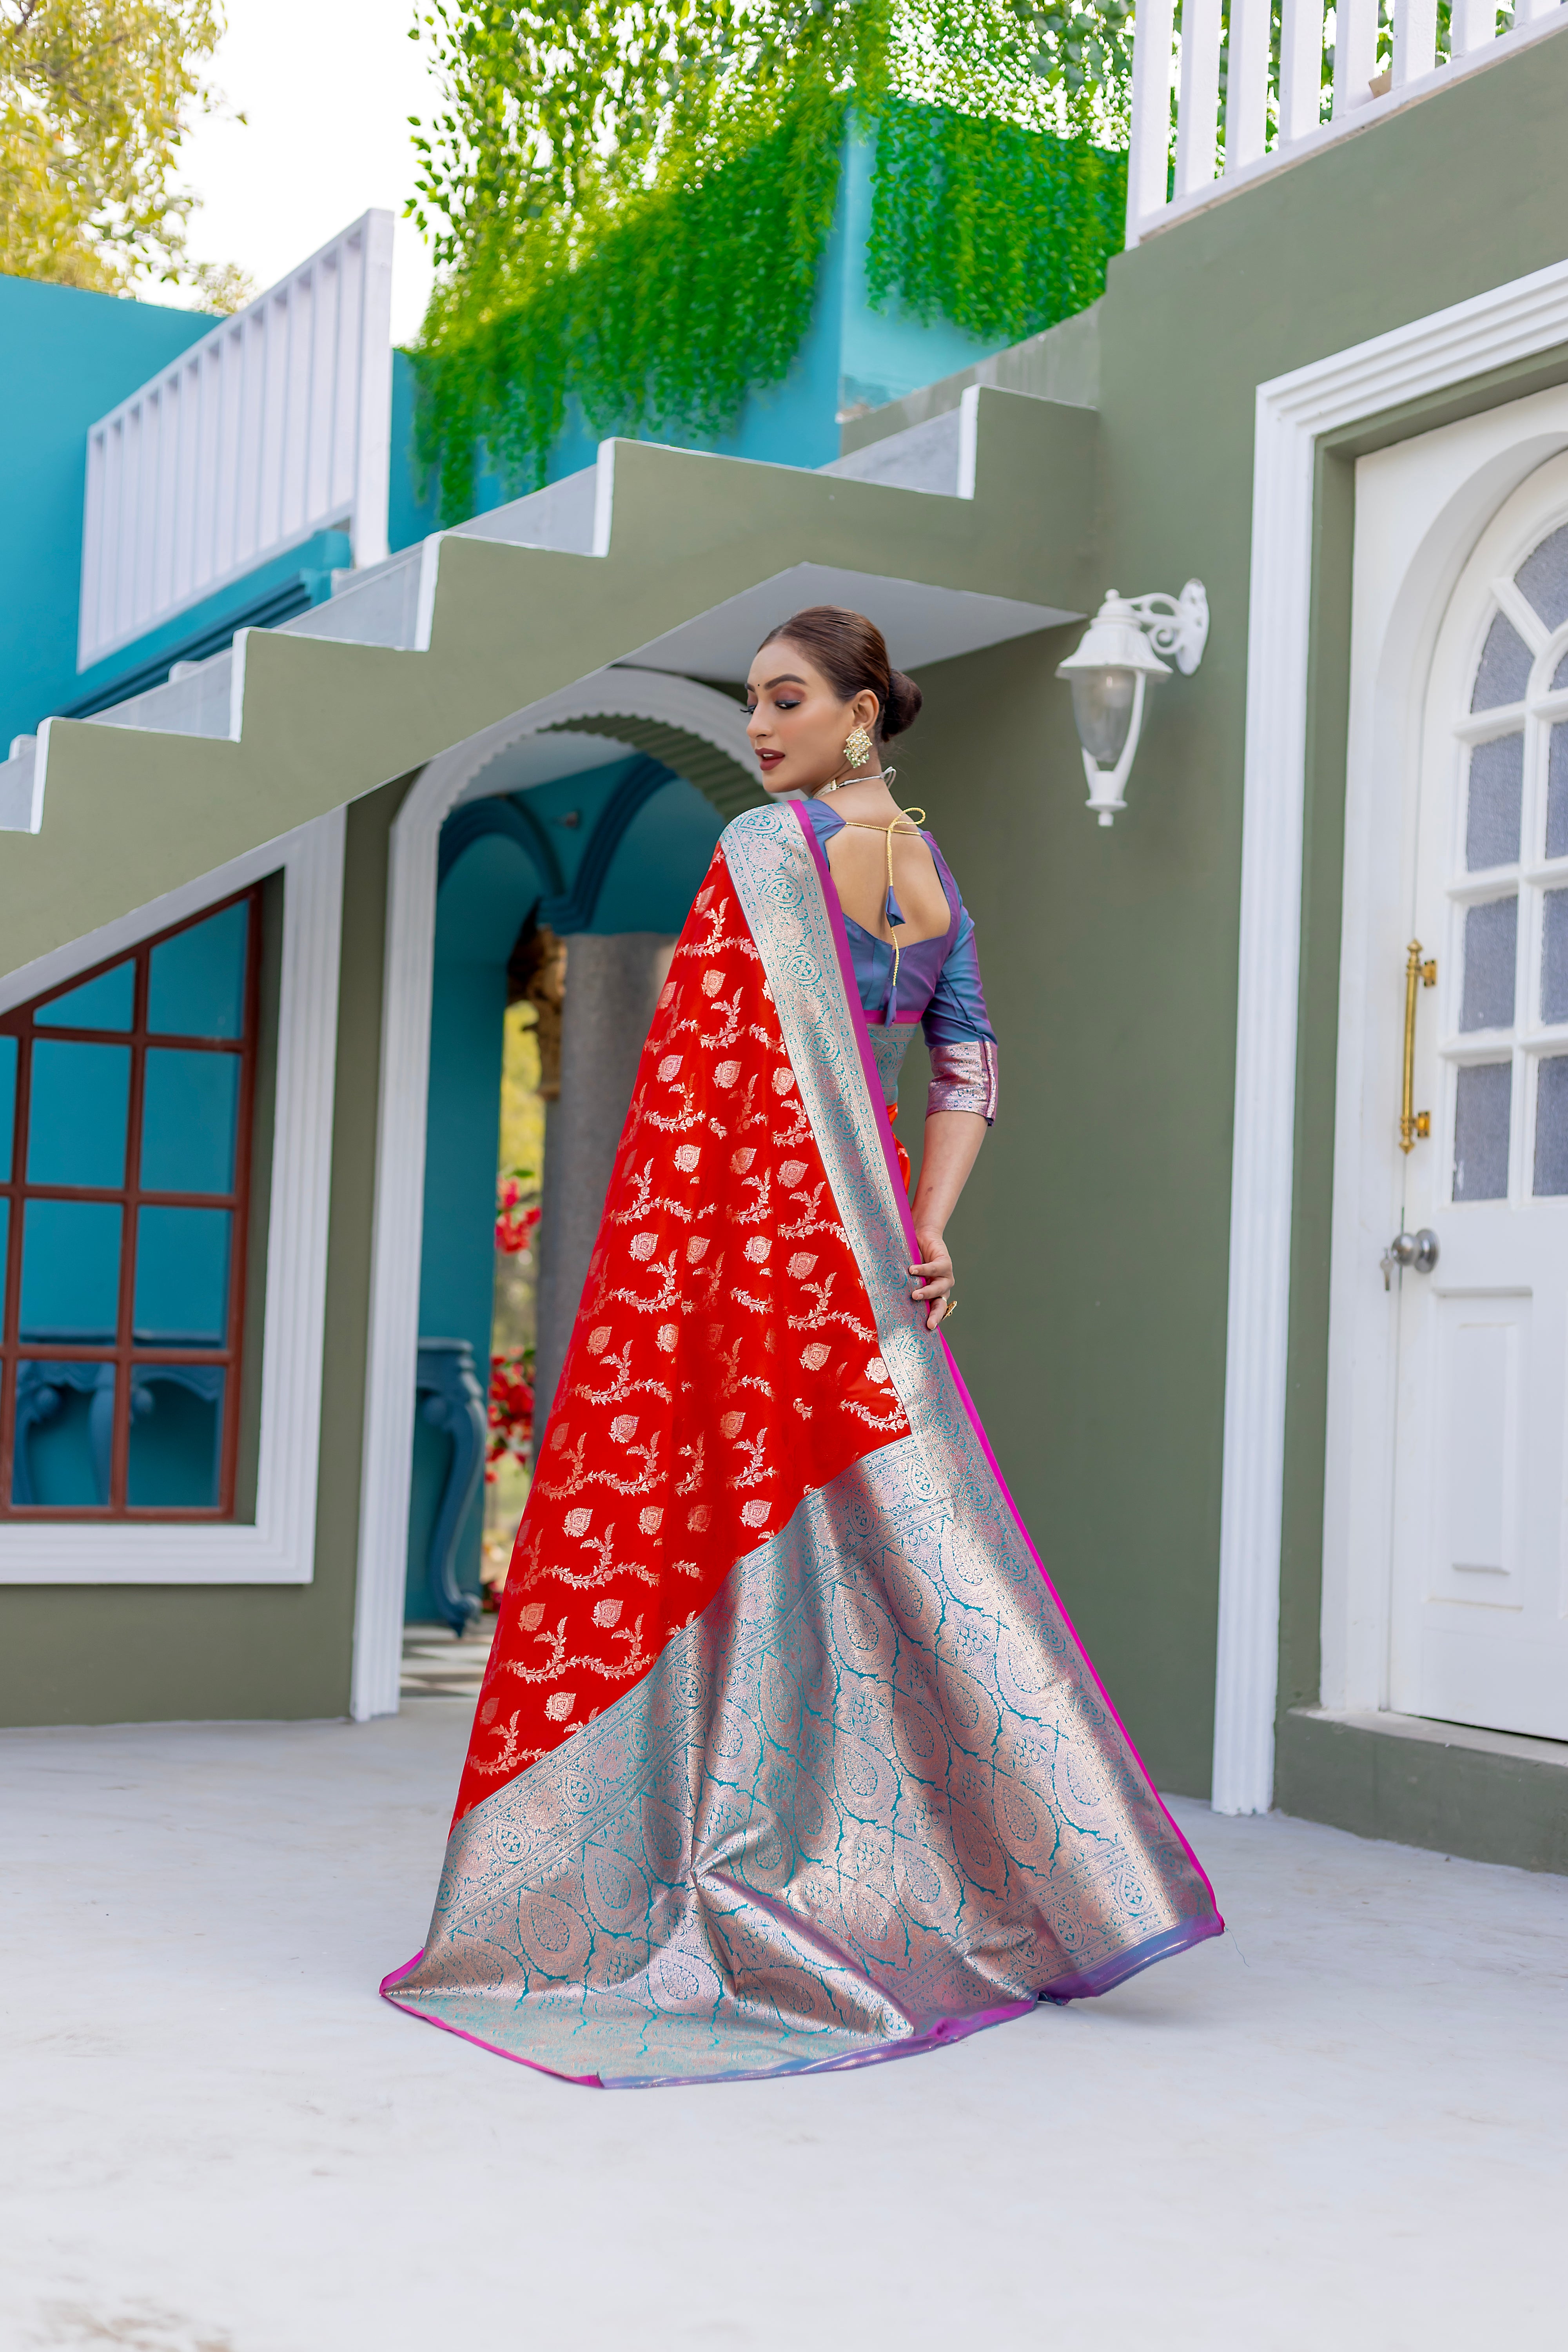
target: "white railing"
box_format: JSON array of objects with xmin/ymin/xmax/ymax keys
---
[
  {"xmin": 78, "ymin": 212, "xmax": 394, "ymax": 673},
  {"xmin": 1128, "ymin": 0, "xmax": 1568, "ymax": 246}
]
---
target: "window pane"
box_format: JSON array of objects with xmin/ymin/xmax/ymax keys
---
[
  {"xmin": 1549, "ymin": 724, "xmax": 1568, "ymax": 860},
  {"xmin": 1460, "ymin": 897, "xmax": 1518, "ymax": 1032},
  {"xmin": 1544, "ymin": 891, "xmax": 1568, "ymax": 1025},
  {"xmin": 140, "ymin": 1050, "xmax": 240, "ymax": 1194},
  {"xmin": 1454, "ymin": 1063, "xmax": 1512, "ymax": 1201},
  {"xmin": 127, "ymin": 1367, "xmax": 224, "ymax": 1508},
  {"xmin": 1553, "ymin": 651, "xmax": 1568, "ymax": 693},
  {"xmin": 1516, "ymin": 524, "xmax": 1568, "ymax": 633},
  {"xmin": 1472, "ymin": 612, "xmax": 1534, "ymax": 711},
  {"xmin": 147, "ymin": 903, "xmax": 248, "ymax": 1039},
  {"xmin": 35, "ymin": 959, "xmax": 134, "ymax": 1032},
  {"xmin": 133, "ymin": 1206, "xmax": 231, "ymax": 1344},
  {"xmin": 1466, "ymin": 733, "xmax": 1523, "ymax": 869},
  {"xmin": 26, "ymin": 1040, "xmax": 130, "ymax": 1187},
  {"xmin": 10, "ymin": 1361, "xmax": 114, "ymax": 1506},
  {"xmin": 0, "ymin": 1033, "xmax": 14, "ymax": 1180},
  {"xmin": 19, "ymin": 1201, "xmax": 122, "ymax": 1341},
  {"xmin": 1535, "ymin": 1057, "xmax": 1568, "ymax": 1195}
]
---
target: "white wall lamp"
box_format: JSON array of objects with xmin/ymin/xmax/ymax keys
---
[{"xmin": 1056, "ymin": 582, "xmax": 1209, "ymax": 826}]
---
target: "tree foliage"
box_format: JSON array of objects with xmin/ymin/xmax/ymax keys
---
[{"xmin": 0, "ymin": 0, "xmax": 250, "ymax": 305}]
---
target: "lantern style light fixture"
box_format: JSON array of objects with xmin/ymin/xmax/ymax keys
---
[{"xmin": 1056, "ymin": 581, "xmax": 1209, "ymax": 826}]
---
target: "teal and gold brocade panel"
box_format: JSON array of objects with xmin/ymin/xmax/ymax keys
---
[{"xmin": 0, "ymin": 895, "xmax": 258, "ymax": 1517}]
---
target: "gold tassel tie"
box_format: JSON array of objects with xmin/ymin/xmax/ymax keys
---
[{"xmin": 839, "ymin": 808, "xmax": 926, "ymax": 1018}]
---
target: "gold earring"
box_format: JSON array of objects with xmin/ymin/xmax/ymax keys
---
[{"xmin": 842, "ymin": 722, "xmax": 875, "ymax": 769}]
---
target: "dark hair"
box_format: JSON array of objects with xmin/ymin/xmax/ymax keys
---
[{"xmin": 756, "ymin": 604, "xmax": 923, "ymax": 740}]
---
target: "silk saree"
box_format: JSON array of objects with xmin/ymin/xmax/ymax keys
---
[{"xmin": 381, "ymin": 801, "xmax": 1222, "ymax": 2086}]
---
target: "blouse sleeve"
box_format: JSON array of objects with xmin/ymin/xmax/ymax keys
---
[{"xmin": 922, "ymin": 905, "xmax": 999, "ymax": 1125}]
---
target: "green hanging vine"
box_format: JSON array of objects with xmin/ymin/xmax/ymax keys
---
[
  {"xmin": 867, "ymin": 94, "xmax": 1124, "ymax": 348},
  {"xmin": 415, "ymin": 79, "xmax": 851, "ymax": 520},
  {"xmin": 407, "ymin": 0, "xmax": 1133, "ymax": 521}
]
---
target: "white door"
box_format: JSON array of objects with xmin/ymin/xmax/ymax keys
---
[{"xmin": 1390, "ymin": 457, "xmax": 1568, "ymax": 1739}]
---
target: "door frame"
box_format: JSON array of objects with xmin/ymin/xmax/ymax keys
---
[
  {"xmin": 1326, "ymin": 397, "xmax": 1568, "ymax": 1730},
  {"xmin": 1214, "ymin": 255, "xmax": 1568, "ymax": 1813}
]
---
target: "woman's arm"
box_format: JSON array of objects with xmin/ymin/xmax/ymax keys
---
[{"xmin": 908, "ymin": 1109, "xmax": 988, "ymax": 1330}]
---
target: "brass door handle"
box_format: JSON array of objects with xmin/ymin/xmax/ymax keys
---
[{"xmin": 1400, "ymin": 939, "xmax": 1437, "ymax": 1153}]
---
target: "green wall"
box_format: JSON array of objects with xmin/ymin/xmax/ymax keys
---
[
  {"xmin": 0, "ymin": 779, "xmax": 408, "ymax": 1726},
  {"xmin": 871, "ymin": 34, "xmax": 1568, "ymax": 1813}
]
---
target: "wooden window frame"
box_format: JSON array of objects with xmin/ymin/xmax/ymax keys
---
[{"xmin": 0, "ymin": 886, "xmax": 261, "ymax": 1520}]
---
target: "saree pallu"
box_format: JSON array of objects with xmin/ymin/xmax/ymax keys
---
[{"xmin": 382, "ymin": 802, "xmax": 1221, "ymax": 2087}]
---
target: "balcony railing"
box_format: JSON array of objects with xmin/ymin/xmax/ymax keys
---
[
  {"xmin": 1127, "ymin": 0, "xmax": 1568, "ymax": 247},
  {"xmin": 78, "ymin": 212, "xmax": 394, "ymax": 674}
]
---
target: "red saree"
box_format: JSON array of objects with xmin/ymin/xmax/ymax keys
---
[{"xmin": 382, "ymin": 802, "xmax": 1221, "ymax": 2086}]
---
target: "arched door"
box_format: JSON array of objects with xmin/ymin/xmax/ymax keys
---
[{"xmin": 1390, "ymin": 452, "xmax": 1568, "ymax": 1739}]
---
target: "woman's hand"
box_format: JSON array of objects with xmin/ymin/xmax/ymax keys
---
[
  {"xmin": 906, "ymin": 1108, "xmax": 986, "ymax": 1333},
  {"xmin": 909, "ymin": 1227, "xmax": 955, "ymax": 1330}
]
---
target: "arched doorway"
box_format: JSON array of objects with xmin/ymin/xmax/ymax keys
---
[{"xmin": 352, "ymin": 672, "xmax": 759, "ymax": 1717}]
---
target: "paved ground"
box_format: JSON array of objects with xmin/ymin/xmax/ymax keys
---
[
  {"xmin": 2, "ymin": 1703, "xmax": 1563, "ymax": 2352},
  {"xmin": 399, "ymin": 1619, "xmax": 495, "ymax": 1700}
]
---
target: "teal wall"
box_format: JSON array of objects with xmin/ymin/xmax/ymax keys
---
[
  {"xmin": 0, "ymin": 274, "xmax": 211, "ymax": 750},
  {"xmin": 390, "ymin": 349, "xmax": 441, "ymax": 554}
]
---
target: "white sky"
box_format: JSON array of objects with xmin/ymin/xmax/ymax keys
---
[{"xmin": 172, "ymin": 0, "xmax": 441, "ymax": 343}]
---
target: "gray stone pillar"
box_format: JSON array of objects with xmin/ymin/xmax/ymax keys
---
[{"xmin": 533, "ymin": 933, "xmax": 674, "ymax": 1433}]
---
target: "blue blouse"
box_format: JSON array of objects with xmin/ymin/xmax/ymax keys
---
[{"xmin": 804, "ymin": 798, "xmax": 999, "ymax": 1123}]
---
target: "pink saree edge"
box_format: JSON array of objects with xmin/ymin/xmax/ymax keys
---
[
  {"xmin": 379, "ymin": 1956, "xmax": 606, "ymax": 2086},
  {"xmin": 789, "ymin": 801, "xmax": 1224, "ymax": 1932}
]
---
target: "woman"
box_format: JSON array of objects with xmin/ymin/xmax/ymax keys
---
[{"xmin": 382, "ymin": 606, "xmax": 1221, "ymax": 2087}]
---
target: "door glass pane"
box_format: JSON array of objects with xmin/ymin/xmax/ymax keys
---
[
  {"xmin": 1454, "ymin": 1062, "xmax": 1512, "ymax": 1201},
  {"xmin": 0, "ymin": 1033, "xmax": 15, "ymax": 1179},
  {"xmin": 19, "ymin": 1201, "xmax": 122, "ymax": 1341},
  {"xmin": 35, "ymin": 960, "xmax": 134, "ymax": 1032},
  {"xmin": 25, "ymin": 1040, "xmax": 131, "ymax": 1187},
  {"xmin": 127, "ymin": 1367, "xmax": 224, "ymax": 1508},
  {"xmin": 1460, "ymin": 897, "xmax": 1518, "ymax": 1032},
  {"xmin": 133, "ymin": 1206, "xmax": 231, "ymax": 1344},
  {"xmin": 147, "ymin": 903, "xmax": 248, "ymax": 1039},
  {"xmin": 1535, "ymin": 1056, "xmax": 1568, "ymax": 1195},
  {"xmin": 1466, "ymin": 733, "xmax": 1523, "ymax": 869},
  {"xmin": 1516, "ymin": 524, "xmax": 1568, "ymax": 632},
  {"xmin": 1549, "ymin": 724, "xmax": 1568, "ymax": 859},
  {"xmin": 1471, "ymin": 612, "xmax": 1534, "ymax": 710},
  {"xmin": 1544, "ymin": 891, "xmax": 1568, "ymax": 1025},
  {"xmin": 140, "ymin": 1050, "xmax": 240, "ymax": 1194},
  {"xmin": 10, "ymin": 1362, "xmax": 114, "ymax": 1506},
  {"xmin": 1553, "ymin": 650, "xmax": 1568, "ymax": 691}
]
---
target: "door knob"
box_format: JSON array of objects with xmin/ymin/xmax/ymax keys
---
[{"xmin": 1380, "ymin": 1228, "xmax": 1439, "ymax": 1290}]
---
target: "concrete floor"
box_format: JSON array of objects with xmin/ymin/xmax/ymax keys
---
[{"xmin": 2, "ymin": 1706, "xmax": 1564, "ymax": 2352}]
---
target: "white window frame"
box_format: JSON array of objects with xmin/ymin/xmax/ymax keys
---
[{"xmin": 0, "ymin": 808, "xmax": 344, "ymax": 1582}]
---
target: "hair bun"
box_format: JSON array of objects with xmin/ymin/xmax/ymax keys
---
[{"xmin": 882, "ymin": 669, "xmax": 923, "ymax": 740}]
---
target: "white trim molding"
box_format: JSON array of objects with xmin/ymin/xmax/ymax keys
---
[
  {"xmin": 350, "ymin": 669, "xmax": 754, "ymax": 1719},
  {"xmin": 0, "ymin": 809, "xmax": 345, "ymax": 1583},
  {"xmin": 1214, "ymin": 254, "xmax": 1568, "ymax": 1813}
]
